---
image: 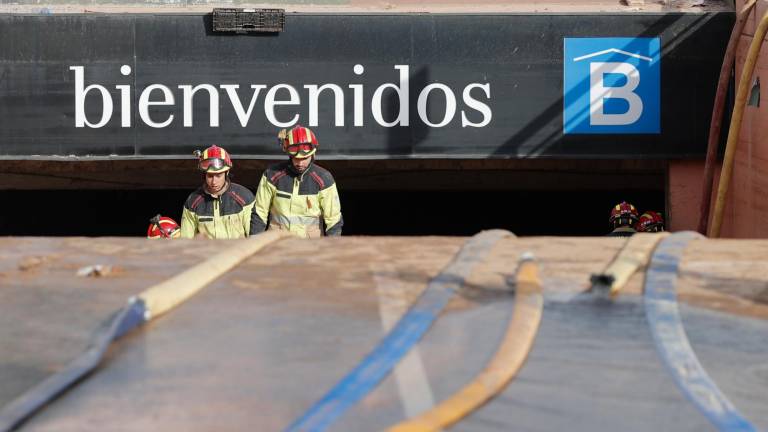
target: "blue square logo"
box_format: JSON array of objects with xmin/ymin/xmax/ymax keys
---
[{"xmin": 564, "ymin": 37, "xmax": 660, "ymax": 134}]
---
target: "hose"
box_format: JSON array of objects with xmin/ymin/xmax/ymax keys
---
[
  {"xmin": 386, "ymin": 253, "xmax": 542, "ymax": 432},
  {"xmin": 710, "ymin": 8, "xmax": 768, "ymax": 237},
  {"xmin": 698, "ymin": 0, "xmax": 757, "ymax": 234},
  {"xmin": 589, "ymin": 232, "xmax": 669, "ymax": 299},
  {"xmin": 284, "ymin": 230, "xmax": 514, "ymax": 432},
  {"xmin": 0, "ymin": 231, "xmax": 289, "ymax": 431},
  {"xmin": 644, "ymin": 232, "xmax": 756, "ymax": 431}
]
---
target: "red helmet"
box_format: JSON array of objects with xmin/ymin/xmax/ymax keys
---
[
  {"xmin": 147, "ymin": 215, "xmax": 181, "ymax": 239},
  {"xmin": 609, "ymin": 201, "xmax": 639, "ymax": 228},
  {"xmin": 195, "ymin": 145, "xmax": 232, "ymax": 173},
  {"xmin": 636, "ymin": 211, "xmax": 665, "ymax": 232},
  {"xmin": 279, "ymin": 126, "xmax": 318, "ymax": 159}
]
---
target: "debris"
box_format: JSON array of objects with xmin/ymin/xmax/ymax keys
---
[{"xmin": 77, "ymin": 264, "xmax": 113, "ymax": 277}]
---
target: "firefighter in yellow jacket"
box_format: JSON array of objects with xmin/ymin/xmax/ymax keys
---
[
  {"xmin": 252, "ymin": 126, "xmax": 343, "ymax": 238},
  {"xmin": 180, "ymin": 145, "xmax": 257, "ymax": 239}
]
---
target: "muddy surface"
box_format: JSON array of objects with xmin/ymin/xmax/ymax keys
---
[{"xmin": 1, "ymin": 235, "xmax": 766, "ymax": 431}]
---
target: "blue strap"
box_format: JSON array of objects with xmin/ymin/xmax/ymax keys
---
[
  {"xmin": 0, "ymin": 299, "xmax": 147, "ymax": 432},
  {"xmin": 644, "ymin": 232, "xmax": 756, "ymax": 432},
  {"xmin": 285, "ymin": 230, "xmax": 511, "ymax": 432}
]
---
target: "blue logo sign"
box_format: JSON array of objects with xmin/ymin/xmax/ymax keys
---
[{"xmin": 564, "ymin": 37, "xmax": 660, "ymax": 134}]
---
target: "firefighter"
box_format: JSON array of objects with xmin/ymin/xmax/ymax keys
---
[
  {"xmin": 180, "ymin": 145, "xmax": 257, "ymax": 239},
  {"xmin": 252, "ymin": 126, "xmax": 343, "ymax": 238},
  {"xmin": 636, "ymin": 210, "xmax": 665, "ymax": 232},
  {"xmin": 607, "ymin": 201, "xmax": 639, "ymax": 237},
  {"xmin": 147, "ymin": 214, "xmax": 182, "ymax": 239}
]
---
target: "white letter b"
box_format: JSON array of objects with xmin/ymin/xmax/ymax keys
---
[
  {"xmin": 70, "ymin": 66, "xmax": 113, "ymax": 128},
  {"xmin": 589, "ymin": 62, "xmax": 642, "ymax": 126}
]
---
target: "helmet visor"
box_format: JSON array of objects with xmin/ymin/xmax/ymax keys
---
[
  {"xmin": 641, "ymin": 222, "xmax": 664, "ymax": 232},
  {"xmin": 285, "ymin": 143, "xmax": 315, "ymax": 157},
  {"xmin": 199, "ymin": 157, "xmax": 227, "ymax": 172},
  {"xmin": 163, "ymin": 226, "xmax": 181, "ymax": 238}
]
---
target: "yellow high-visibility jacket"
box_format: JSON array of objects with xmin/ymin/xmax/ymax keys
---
[
  {"xmin": 180, "ymin": 182, "xmax": 256, "ymax": 239},
  {"xmin": 252, "ymin": 161, "xmax": 343, "ymax": 238}
]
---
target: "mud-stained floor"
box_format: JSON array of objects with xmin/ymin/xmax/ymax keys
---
[{"xmin": 1, "ymin": 234, "xmax": 766, "ymax": 431}]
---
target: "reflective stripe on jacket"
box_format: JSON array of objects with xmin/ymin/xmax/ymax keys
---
[
  {"xmin": 252, "ymin": 161, "xmax": 343, "ymax": 238},
  {"xmin": 180, "ymin": 182, "xmax": 256, "ymax": 239}
]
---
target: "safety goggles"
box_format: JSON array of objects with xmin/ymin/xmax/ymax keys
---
[
  {"xmin": 157, "ymin": 225, "xmax": 180, "ymax": 238},
  {"xmin": 165, "ymin": 227, "xmax": 181, "ymax": 238},
  {"xmin": 285, "ymin": 143, "xmax": 315, "ymax": 157},
  {"xmin": 199, "ymin": 157, "xmax": 227, "ymax": 171}
]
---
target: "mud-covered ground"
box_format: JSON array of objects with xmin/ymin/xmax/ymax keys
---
[{"xmin": 1, "ymin": 235, "xmax": 766, "ymax": 431}]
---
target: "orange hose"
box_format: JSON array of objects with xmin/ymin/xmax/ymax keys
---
[
  {"xmin": 709, "ymin": 8, "xmax": 768, "ymax": 237},
  {"xmin": 698, "ymin": 0, "xmax": 757, "ymax": 234},
  {"xmin": 386, "ymin": 255, "xmax": 543, "ymax": 432}
]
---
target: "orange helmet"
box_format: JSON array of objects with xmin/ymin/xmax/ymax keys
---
[
  {"xmin": 636, "ymin": 211, "xmax": 665, "ymax": 232},
  {"xmin": 147, "ymin": 215, "xmax": 181, "ymax": 239},
  {"xmin": 194, "ymin": 145, "xmax": 232, "ymax": 173},
  {"xmin": 279, "ymin": 126, "xmax": 318, "ymax": 159},
  {"xmin": 609, "ymin": 201, "xmax": 639, "ymax": 228}
]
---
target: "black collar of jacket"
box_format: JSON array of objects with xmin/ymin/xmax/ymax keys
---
[{"xmin": 286, "ymin": 158, "xmax": 314, "ymax": 179}]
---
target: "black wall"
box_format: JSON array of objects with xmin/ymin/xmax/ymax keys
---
[
  {"xmin": 0, "ymin": 188, "xmax": 665, "ymax": 236},
  {"xmin": 0, "ymin": 12, "xmax": 733, "ymax": 160}
]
